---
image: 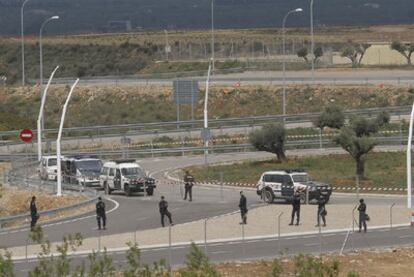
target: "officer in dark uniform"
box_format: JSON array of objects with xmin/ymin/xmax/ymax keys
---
[
  {"xmin": 239, "ymin": 191, "xmax": 248, "ymax": 224},
  {"xmin": 30, "ymin": 196, "xmax": 39, "ymax": 231},
  {"xmin": 358, "ymin": 198, "xmax": 367, "ymax": 233},
  {"xmin": 159, "ymin": 196, "xmax": 173, "ymax": 227},
  {"xmin": 96, "ymin": 197, "xmax": 106, "ymax": 230},
  {"xmin": 289, "ymin": 191, "xmax": 301, "ymax": 226},
  {"xmin": 183, "ymin": 170, "xmax": 194, "ymax": 201},
  {"xmin": 316, "ymin": 195, "xmax": 327, "ymax": 227}
]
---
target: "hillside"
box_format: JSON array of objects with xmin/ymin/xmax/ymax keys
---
[
  {"xmin": 1, "ymin": 0, "xmax": 414, "ymax": 35},
  {"xmin": 0, "ymin": 84, "xmax": 412, "ymax": 133}
]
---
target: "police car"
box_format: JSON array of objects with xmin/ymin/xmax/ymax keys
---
[
  {"xmin": 99, "ymin": 160, "xmax": 156, "ymax": 196},
  {"xmin": 256, "ymin": 169, "xmax": 332, "ymax": 203}
]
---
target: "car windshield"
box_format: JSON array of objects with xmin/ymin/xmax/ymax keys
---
[
  {"xmin": 121, "ymin": 167, "xmax": 145, "ymax": 177},
  {"xmin": 292, "ymin": 174, "xmax": 309, "ymax": 182},
  {"xmin": 75, "ymin": 160, "xmax": 102, "ymax": 171},
  {"xmin": 48, "ymin": 158, "xmax": 57, "ymax": 166}
]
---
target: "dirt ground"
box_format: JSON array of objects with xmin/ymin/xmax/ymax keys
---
[{"xmin": 212, "ymin": 247, "xmax": 414, "ymax": 277}]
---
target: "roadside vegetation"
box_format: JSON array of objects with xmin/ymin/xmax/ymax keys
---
[
  {"xmin": 0, "ymin": 85, "xmax": 413, "ymax": 134},
  {"xmin": 187, "ymin": 151, "xmax": 408, "ymax": 189},
  {"xmin": 2, "ymin": 226, "xmax": 413, "ymax": 276}
]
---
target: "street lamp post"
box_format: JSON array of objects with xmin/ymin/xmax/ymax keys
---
[
  {"xmin": 40, "ymin": 16, "xmax": 59, "ymax": 88},
  {"xmin": 310, "ymin": 0, "xmax": 315, "ymax": 82},
  {"xmin": 21, "ymin": 0, "xmax": 32, "ymax": 86},
  {"xmin": 57, "ymin": 78, "xmax": 80, "ymax": 197},
  {"xmin": 37, "ymin": 66, "xmax": 59, "ymax": 161},
  {"xmin": 39, "ymin": 15, "xmax": 59, "ymax": 134},
  {"xmin": 211, "ymin": 0, "xmax": 215, "ymax": 74},
  {"xmin": 282, "ymin": 8, "xmax": 303, "ymax": 116},
  {"xmin": 164, "ymin": 29, "xmax": 169, "ymax": 61}
]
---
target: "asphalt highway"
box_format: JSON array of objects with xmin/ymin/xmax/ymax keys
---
[
  {"xmin": 12, "ymin": 224, "xmax": 414, "ymax": 276},
  {"xmin": 53, "ymin": 69, "xmax": 414, "ymax": 86},
  {"xmin": 0, "ymin": 152, "xmax": 407, "ymax": 250}
]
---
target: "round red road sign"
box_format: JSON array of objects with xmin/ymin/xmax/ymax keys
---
[{"xmin": 19, "ymin": 128, "xmax": 33, "ymax": 143}]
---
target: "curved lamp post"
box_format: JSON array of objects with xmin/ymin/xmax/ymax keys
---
[{"xmin": 282, "ymin": 8, "xmax": 303, "ymax": 116}]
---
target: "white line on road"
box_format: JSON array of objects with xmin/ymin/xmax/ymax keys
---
[
  {"xmin": 304, "ymin": 243, "xmax": 319, "ymax": 247},
  {"xmin": 399, "ymin": 235, "xmax": 411, "ymax": 239}
]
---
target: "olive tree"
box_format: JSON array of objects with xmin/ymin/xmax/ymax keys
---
[
  {"xmin": 335, "ymin": 112, "xmax": 390, "ymax": 179},
  {"xmin": 297, "ymin": 47, "xmax": 323, "ymax": 64},
  {"xmin": 249, "ymin": 123, "xmax": 287, "ymax": 162},
  {"xmin": 390, "ymin": 41, "xmax": 414, "ymax": 65},
  {"xmin": 341, "ymin": 43, "xmax": 371, "ymax": 68},
  {"xmin": 313, "ymin": 105, "xmax": 345, "ymax": 130}
]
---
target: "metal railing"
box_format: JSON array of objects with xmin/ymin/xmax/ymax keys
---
[{"xmin": 0, "ymin": 105, "xmax": 410, "ymax": 146}]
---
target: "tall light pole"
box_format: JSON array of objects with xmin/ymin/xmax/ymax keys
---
[
  {"xmin": 21, "ymin": 0, "xmax": 32, "ymax": 86},
  {"xmin": 40, "ymin": 16, "xmax": 59, "ymax": 88},
  {"xmin": 39, "ymin": 15, "xmax": 59, "ymax": 134},
  {"xmin": 282, "ymin": 8, "xmax": 303, "ymax": 116},
  {"xmin": 203, "ymin": 59, "xmax": 213, "ymax": 165},
  {"xmin": 164, "ymin": 29, "xmax": 169, "ymax": 61},
  {"xmin": 37, "ymin": 66, "xmax": 59, "ymax": 161},
  {"xmin": 211, "ymin": 0, "xmax": 215, "ymax": 74},
  {"xmin": 407, "ymin": 102, "xmax": 414, "ymax": 208},
  {"xmin": 310, "ymin": 0, "xmax": 315, "ymax": 82},
  {"xmin": 57, "ymin": 78, "xmax": 80, "ymax": 197}
]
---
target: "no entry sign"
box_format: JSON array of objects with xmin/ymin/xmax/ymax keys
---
[{"xmin": 19, "ymin": 128, "xmax": 33, "ymax": 143}]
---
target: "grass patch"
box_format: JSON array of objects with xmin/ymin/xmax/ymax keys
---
[{"xmin": 187, "ymin": 151, "xmax": 407, "ymax": 188}]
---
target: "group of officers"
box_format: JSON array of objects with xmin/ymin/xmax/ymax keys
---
[{"xmin": 30, "ymin": 170, "xmax": 369, "ymax": 234}]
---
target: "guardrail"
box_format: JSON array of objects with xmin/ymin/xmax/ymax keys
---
[
  {"xmin": 0, "ymin": 105, "xmax": 410, "ymax": 147},
  {"xmin": 0, "ymin": 132, "xmax": 408, "ymax": 160},
  {"xmin": 0, "ymin": 194, "xmax": 97, "ymax": 229},
  {"xmin": 0, "ymin": 162, "xmax": 99, "ymax": 229}
]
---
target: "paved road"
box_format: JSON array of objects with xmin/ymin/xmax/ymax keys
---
[
  {"xmin": 12, "ymin": 224, "xmax": 414, "ymax": 276},
  {"xmin": 0, "ymin": 151, "xmax": 406, "ymax": 250},
  {"xmin": 54, "ymin": 70, "xmax": 414, "ymax": 86}
]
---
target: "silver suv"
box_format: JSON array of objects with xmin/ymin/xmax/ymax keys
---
[{"xmin": 256, "ymin": 169, "xmax": 332, "ymax": 203}]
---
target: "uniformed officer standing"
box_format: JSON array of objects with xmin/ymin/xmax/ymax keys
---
[
  {"xmin": 159, "ymin": 196, "xmax": 173, "ymax": 227},
  {"xmin": 96, "ymin": 197, "xmax": 106, "ymax": 230},
  {"xmin": 289, "ymin": 191, "xmax": 301, "ymax": 226},
  {"xmin": 30, "ymin": 196, "xmax": 39, "ymax": 231},
  {"xmin": 358, "ymin": 198, "xmax": 367, "ymax": 233},
  {"xmin": 183, "ymin": 170, "xmax": 194, "ymax": 201},
  {"xmin": 239, "ymin": 191, "xmax": 248, "ymax": 224},
  {"xmin": 316, "ymin": 195, "xmax": 327, "ymax": 227}
]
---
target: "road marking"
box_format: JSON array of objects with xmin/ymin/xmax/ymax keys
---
[
  {"xmin": 399, "ymin": 235, "xmax": 411, "ymax": 239},
  {"xmin": 210, "ymin": 250, "xmax": 230, "ymax": 254},
  {"xmin": 323, "ymin": 234, "xmax": 336, "ymax": 237},
  {"xmin": 304, "ymin": 243, "xmax": 319, "ymax": 247},
  {"xmin": 303, "ymin": 235, "xmax": 317, "ymax": 239}
]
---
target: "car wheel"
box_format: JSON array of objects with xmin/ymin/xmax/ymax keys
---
[
  {"xmin": 264, "ymin": 190, "xmax": 274, "ymax": 204},
  {"xmin": 146, "ymin": 187, "xmax": 154, "ymax": 196},
  {"xmin": 125, "ymin": 184, "xmax": 131, "ymax": 196}
]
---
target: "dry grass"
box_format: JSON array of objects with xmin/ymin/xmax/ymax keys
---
[
  {"xmin": 209, "ymin": 247, "xmax": 414, "ymax": 277},
  {"xmin": 0, "ymin": 186, "xmax": 87, "ymax": 218},
  {"xmin": 17, "ymin": 24, "xmax": 414, "ymax": 46}
]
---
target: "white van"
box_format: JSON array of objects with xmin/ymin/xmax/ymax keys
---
[{"xmin": 38, "ymin": 156, "xmax": 59, "ymax": 181}]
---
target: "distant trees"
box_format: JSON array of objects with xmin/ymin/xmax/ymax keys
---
[
  {"xmin": 341, "ymin": 43, "xmax": 371, "ymax": 67},
  {"xmin": 297, "ymin": 47, "xmax": 323, "ymax": 64},
  {"xmin": 390, "ymin": 41, "xmax": 414, "ymax": 65},
  {"xmin": 249, "ymin": 123, "xmax": 287, "ymax": 162}
]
